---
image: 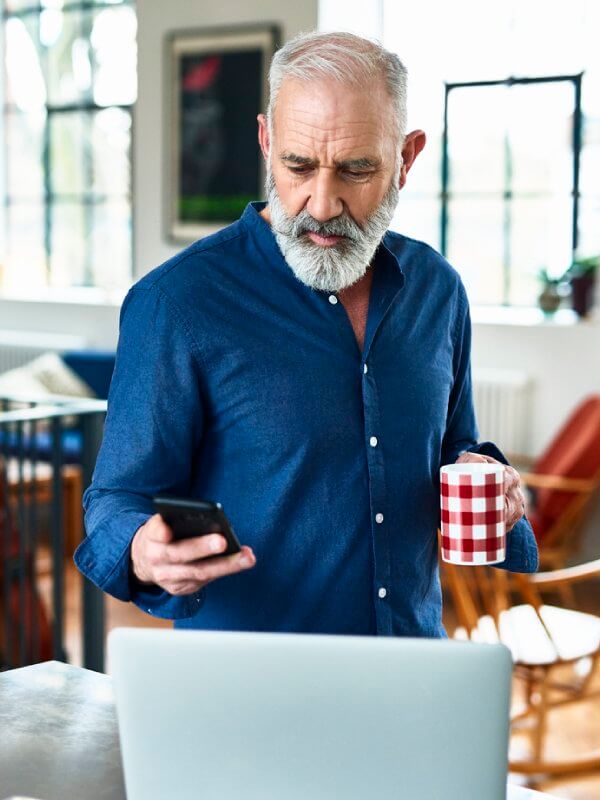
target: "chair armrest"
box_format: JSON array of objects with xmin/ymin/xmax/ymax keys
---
[
  {"xmin": 520, "ymin": 472, "xmax": 597, "ymax": 493},
  {"xmin": 524, "ymin": 558, "xmax": 600, "ymax": 589}
]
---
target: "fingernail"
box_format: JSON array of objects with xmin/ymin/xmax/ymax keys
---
[
  {"xmin": 210, "ymin": 536, "xmax": 223, "ymax": 553},
  {"xmin": 239, "ymin": 555, "xmax": 251, "ymax": 566}
]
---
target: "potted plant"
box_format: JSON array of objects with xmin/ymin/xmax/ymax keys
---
[
  {"xmin": 564, "ymin": 255, "xmax": 598, "ymax": 317},
  {"xmin": 537, "ymin": 267, "xmax": 564, "ymax": 313}
]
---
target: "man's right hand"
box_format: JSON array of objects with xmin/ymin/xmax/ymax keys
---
[{"xmin": 130, "ymin": 513, "xmax": 256, "ymax": 596}]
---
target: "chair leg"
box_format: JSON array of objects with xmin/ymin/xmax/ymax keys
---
[
  {"xmin": 531, "ymin": 669, "xmax": 551, "ymax": 764},
  {"xmin": 557, "ymin": 582, "xmax": 578, "ymax": 608}
]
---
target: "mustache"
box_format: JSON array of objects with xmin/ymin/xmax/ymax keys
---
[{"xmin": 279, "ymin": 209, "xmax": 365, "ymax": 243}]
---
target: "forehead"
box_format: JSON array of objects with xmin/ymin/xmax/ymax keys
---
[{"xmin": 272, "ymin": 77, "xmax": 396, "ymax": 161}]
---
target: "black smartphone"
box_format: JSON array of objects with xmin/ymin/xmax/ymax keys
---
[{"xmin": 152, "ymin": 495, "xmax": 241, "ymax": 557}]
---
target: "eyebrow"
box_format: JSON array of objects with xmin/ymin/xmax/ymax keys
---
[{"xmin": 279, "ymin": 152, "xmax": 381, "ymax": 170}]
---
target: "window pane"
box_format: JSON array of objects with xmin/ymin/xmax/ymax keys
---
[
  {"xmin": 5, "ymin": 1, "xmax": 39, "ymax": 11},
  {"xmin": 49, "ymin": 202, "xmax": 87, "ymax": 287},
  {"xmin": 509, "ymin": 82, "xmax": 574, "ymax": 195},
  {"xmin": 446, "ymin": 197, "xmax": 505, "ymax": 305},
  {"xmin": 90, "ymin": 199, "xmax": 132, "ymax": 289},
  {"xmin": 5, "ymin": 110, "xmax": 46, "ymax": 200},
  {"xmin": 447, "ymin": 85, "xmax": 508, "ymax": 194},
  {"xmin": 580, "ymin": 131, "xmax": 600, "ymax": 196},
  {"xmin": 391, "ymin": 196, "xmax": 440, "ymax": 249},
  {"xmin": 3, "ymin": 203, "xmax": 47, "ymax": 292},
  {"xmin": 4, "ymin": 16, "xmax": 46, "ymax": 111},
  {"xmin": 509, "ymin": 196, "xmax": 573, "ymax": 306},
  {"xmin": 578, "ymin": 196, "xmax": 600, "ymax": 257},
  {"xmin": 49, "ymin": 111, "xmax": 86, "ymax": 195},
  {"xmin": 91, "ymin": 5, "xmax": 137, "ymax": 106},
  {"xmin": 92, "ymin": 107, "xmax": 131, "ymax": 196},
  {"xmin": 46, "ymin": 8, "xmax": 93, "ymax": 106}
]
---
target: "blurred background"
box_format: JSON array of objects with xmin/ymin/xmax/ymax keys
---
[{"xmin": 0, "ymin": 1, "xmax": 598, "ymax": 797}]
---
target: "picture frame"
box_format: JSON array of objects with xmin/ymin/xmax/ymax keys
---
[{"xmin": 164, "ymin": 23, "xmax": 281, "ymax": 243}]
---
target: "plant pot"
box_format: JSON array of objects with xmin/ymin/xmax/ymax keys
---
[
  {"xmin": 538, "ymin": 286, "xmax": 561, "ymax": 313},
  {"xmin": 570, "ymin": 274, "xmax": 596, "ymax": 317}
]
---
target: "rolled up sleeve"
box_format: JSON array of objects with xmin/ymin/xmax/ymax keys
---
[
  {"xmin": 74, "ymin": 284, "xmax": 208, "ymax": 618},
  {"xmin": 439, "ymin": 282, "xmax": 539, "ymax": 574}
]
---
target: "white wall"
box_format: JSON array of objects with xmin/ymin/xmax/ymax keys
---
[
  {"xmin": 471, "ymin": 318, "xmax": 600, "ymax": 457},
  {"xmin": 134, "ymin": 0, "xmax": 319, "ymax": 280}
]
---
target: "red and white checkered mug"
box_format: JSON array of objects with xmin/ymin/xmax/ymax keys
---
[{"xmin": 440, "ymin": 462, "xmax": 506, "ymax": 565}]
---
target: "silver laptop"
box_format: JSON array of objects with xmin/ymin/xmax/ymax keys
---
[{"xmin": 108, "ymin": 628, "xmax": 513, "ymax": 800}]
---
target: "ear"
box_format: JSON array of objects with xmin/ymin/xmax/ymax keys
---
[
  {"xmin": 257, "ymin": 113, "xmax": 270, "ymax": 163},
  {"xmin": 398, "ymin": 129, "xmax": 426, "ymax": 190}
]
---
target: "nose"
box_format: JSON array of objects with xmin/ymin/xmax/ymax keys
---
[{"xmin": 305, "ymin": 169, "xmax": 343, "ymax": 222}]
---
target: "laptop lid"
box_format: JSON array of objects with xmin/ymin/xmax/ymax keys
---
[{"xmin": 109, "ymin": 628, "xmax": 512, "ymax": 800}]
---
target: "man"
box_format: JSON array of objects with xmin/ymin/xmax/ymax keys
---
[{"xmin": 75, "ymin": 31, "xmax": 538, "ymax": 637}]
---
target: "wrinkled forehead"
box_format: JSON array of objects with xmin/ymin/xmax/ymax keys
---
[{"xmin": 271, "ymin": 76, "xmax": 398, "ymax": 155}]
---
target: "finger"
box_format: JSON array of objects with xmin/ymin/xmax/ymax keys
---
[
  {"xmin": 503, "ymin": 465, "xmax": 520, "ymax": 488},
  {"xmin": 145, "ymin": 514, "xmax": 173, "ymax": 544},
  {"xmin": 455, "ymin": 452, "xmax": 499, "ymax": 464},
  {"xmin": 156, "ymin": 546, "xmax": 256, "ymax": 585},
  {"xmin": 164, "ymin": 533, "xmax": 228, "ymax": 564},
  {"xmin": 164, "ymin": 581, "xmax": 204, "ymax": 597}
]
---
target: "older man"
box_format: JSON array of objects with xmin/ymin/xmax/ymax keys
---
[{"xmin": 75, "ymin": 31, "xmax": 537, "ymax": 637}]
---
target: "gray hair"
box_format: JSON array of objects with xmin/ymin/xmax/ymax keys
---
[{"xmin": 266, "ymin": 31, "xmax": 408, "ymax": 145}]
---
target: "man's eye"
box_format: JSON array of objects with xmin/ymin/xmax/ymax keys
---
[
  {"xmin": 289, "ymin": 166, "xmax": 312, "ymax": 175},
  {"xmin": 344, "ymin": 170, "xmax": 370, "ymax": 180}
]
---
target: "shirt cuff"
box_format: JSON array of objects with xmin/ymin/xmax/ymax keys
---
[{"xmin": 74, "ymin": 510, "xmax": 206, "ymax": 620}]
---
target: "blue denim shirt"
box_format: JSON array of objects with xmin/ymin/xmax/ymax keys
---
[{"xmin": 74, "ymin": 202, "xmax": 538, "ymax": 636}]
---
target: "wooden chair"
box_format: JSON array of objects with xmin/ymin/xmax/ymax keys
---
[
  {"xmin": 514, "ymin": 395, "xmax": 600, "ymax": 572},
  {"xmin": 442, "ymin": 557, "xmax": 600, "ymax": 786}
]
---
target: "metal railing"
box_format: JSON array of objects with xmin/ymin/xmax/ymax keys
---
[{"xmin": 0, "ymin": 394, "xmax": 106, "ymax": 672}]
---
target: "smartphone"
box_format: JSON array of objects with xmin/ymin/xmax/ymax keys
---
[{"xmin": 152, "ymin": 495, "xmax": 241, "ymax": 557}]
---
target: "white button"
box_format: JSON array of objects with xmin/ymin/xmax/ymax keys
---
[
  {"xmin": 378, "ymin": 587, "xmax": 387, "ymax": 599},
  {"xmin": 369, "ymin": 436, "xmax": 378, "ymax": 447},
  {"xmin": 328, "ymin": 294, "xmax": 338, "ymax": 304},
  {"xmin": 375, "ymin": 513, "xmax": 384, "ymax": 524},
  {"xmin": 363, "ymin": 363, "xmax": 368, "ymax": 374}
]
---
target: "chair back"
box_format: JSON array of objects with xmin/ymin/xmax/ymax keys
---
[{"xmin": 531, "ymin": 395, "xmax": 600, "ymax": 541}]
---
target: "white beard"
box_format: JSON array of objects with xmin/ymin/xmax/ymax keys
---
[{"xmin": 265, "ymin": 172, "xmax": 399, "ymax": 293}]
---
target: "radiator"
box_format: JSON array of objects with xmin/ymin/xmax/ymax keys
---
[
  {"xmin": 0, "ymin": 330, "xmax": 88, "ymax": 373},
  {"xmin": 472, "ymin": 368, "xmax": 533, "ymax": 456}
]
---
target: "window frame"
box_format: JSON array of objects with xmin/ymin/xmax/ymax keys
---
[
  {"xmin": 1, "ymin": 0, "xmax": 136, "ymax": 298},
  {"xmin": 440, "ymin": 73, "xmax": 584, "ymax": 306}
]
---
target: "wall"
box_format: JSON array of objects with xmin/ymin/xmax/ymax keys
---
[
  {"xmin": 134, "ymin": 0, "xmax": 319, "ymax": 279},
  {"xmin": 471, "ymin": 317, "xmax": 600, "ymax": 457}
]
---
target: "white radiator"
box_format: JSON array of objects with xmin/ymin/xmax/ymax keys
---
[
  {"xmin": 0, "ymin": 330, "xmax": 88, "ymax": 373},
  {"xmin": 472, "ymin": 368, "xmax": 533, "ymax": 456}
]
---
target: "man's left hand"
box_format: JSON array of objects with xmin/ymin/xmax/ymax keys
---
[{"xmin": 455, "ymin": 451, "xmax": 526, "ymax": 533}]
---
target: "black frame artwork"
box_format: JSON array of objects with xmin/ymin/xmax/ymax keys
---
[{"xmin": 165, "ymin": 23, "xmax": 280, "ymax": 242}]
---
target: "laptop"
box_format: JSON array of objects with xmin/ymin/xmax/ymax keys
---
[{"xmin": 108, "ymin": 628, "xmax": 513, "ymax": 800}]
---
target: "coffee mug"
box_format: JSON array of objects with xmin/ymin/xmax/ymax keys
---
[{"xmin": 440, "ymin": 462, "xmax": 506, "ymax": 565}]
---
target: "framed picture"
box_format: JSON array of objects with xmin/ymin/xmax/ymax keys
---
[{"xmin": 165, "ymin": 24, "xmax": 281, "ymax": 242}]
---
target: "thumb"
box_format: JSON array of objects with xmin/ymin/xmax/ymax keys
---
[{"xmin": 146, "ymin": 514, "xmax": 174, "ymax": 543}]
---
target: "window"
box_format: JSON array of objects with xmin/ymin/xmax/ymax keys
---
[
  {"xmin": 441, "ymin": 75, "xmax": 582, "ymax": 307},
  {"xmin": 1, "ymin": 0, "xmax": 137, "ymax": 297},
  {"xmin": 381, "ymin": 0, "xmax": 600, "ymax": 307}
]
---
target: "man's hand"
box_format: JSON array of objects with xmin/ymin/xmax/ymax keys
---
[
  {"xmin": 455, "ymin": 451, "xmax": 526, "ymax": 532},
  {"xmin": 130, "ymin": 514, "xmax": 256, "ymax": 596}
]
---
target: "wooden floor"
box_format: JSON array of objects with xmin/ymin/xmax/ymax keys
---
[{"xmin": 42, "ymin": 558, "xmax": 600, "ymax": 800}]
